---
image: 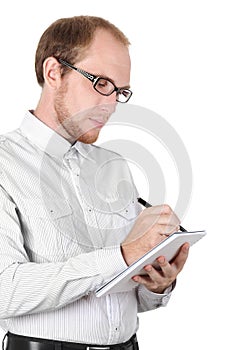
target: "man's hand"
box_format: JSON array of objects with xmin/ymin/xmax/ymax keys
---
[
  {"xmin": 121, "ymin": 204, "xmax": 180, "ymax": 266},
  {"xmin": 121, "ymin": 204, "xmax": 189, "ymax": 293},
  {"xmin": 132, "ymin": 243, "xmax": 189, "ymax": 293}
]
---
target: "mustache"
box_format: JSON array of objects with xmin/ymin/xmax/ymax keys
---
[
  {"xmin": 65, "ymin": 103, "xmax": 116, "ymax": 123},
  {"xmin": 54, "ymin": 103, "xmax": 117, "ymax": 142}
]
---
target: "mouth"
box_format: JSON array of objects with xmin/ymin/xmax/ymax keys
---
[{"xmin": 89, "ymin": 117, "xmax": 107, "ymax": 128}]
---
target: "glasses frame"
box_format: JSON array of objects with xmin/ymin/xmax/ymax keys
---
[{"xmin": 58, "ymin": 58, "xmax": 132, "ymax": 103}]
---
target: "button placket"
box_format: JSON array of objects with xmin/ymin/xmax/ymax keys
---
[{"xmin": 65, "ymin": 155, "xmax": 103, "ymax": 248}]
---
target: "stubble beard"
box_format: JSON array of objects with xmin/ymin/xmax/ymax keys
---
[{"xmin": 54, "ymin": 85, "xmax": 100, "ymax": 144}]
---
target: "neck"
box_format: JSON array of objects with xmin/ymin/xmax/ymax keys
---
[
  {"xmin": 34, "ymin": 89, "xmax": 57, "ymax": 130},
  {"xmin": 33, "ymin": 89, "xmax": 73, "ymax": 143}
]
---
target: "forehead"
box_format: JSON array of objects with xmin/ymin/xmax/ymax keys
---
[{"xmin": 78, "ymin": 29, "xmax": 131, "ymax": 78}]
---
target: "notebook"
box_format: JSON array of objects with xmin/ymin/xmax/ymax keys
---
[{"xmin": 95, "ymin": 230, "xmax": 206, "ymax": 297}]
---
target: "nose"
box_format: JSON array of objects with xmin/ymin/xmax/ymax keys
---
[{"xmin": 98, "ymin": 94, "xmax": 117, "ymax": 116}]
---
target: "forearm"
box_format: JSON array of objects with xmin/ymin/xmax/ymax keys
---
[{"xmin": 0, "ymin": 246, "xmax": 126, "ymax": 319}]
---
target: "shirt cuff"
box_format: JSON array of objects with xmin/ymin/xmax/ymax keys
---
[
  {"xmin": 140, "ymin": 279, "xmax": 176, "ymax": 296},
  {"xmin": 137, "ymin": 280, "xmax": 176, "ymax": 307},
  {"xmin": 95, "ymin": 245, "xmax": 128, "ymax": 282}
]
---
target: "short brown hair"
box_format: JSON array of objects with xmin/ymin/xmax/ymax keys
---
[{"xmin": 35, "ymin": 16, "xmax": 130, "ymax": 86}]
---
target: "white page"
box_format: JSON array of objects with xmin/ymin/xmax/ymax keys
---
[{"xmin": 96, "ymin": 231, "xmax": 206, "ymax": 297}]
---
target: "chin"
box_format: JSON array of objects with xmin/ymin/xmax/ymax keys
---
[{"xmin": 77, "ymin": 130, "xmax": 100, "ymax": 144}]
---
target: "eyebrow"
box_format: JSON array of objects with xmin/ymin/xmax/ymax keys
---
[{"xmin": 93, "ymin": 73, "xmax": 130, "ymax": 90}]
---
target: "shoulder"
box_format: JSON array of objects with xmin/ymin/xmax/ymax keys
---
[
  {"xmin": 0, "ymin": 128, "xmax": 22, "ymax": 150},
  {"xmin": 0, "ymin": 129, "xmax": 25, "ymax": 171}
]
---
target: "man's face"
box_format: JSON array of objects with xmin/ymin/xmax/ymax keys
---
[{"xmin": 54, "ymin": 29, "xmax": 131, "ymax": 144}]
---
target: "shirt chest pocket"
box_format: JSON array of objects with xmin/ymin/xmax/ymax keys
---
[
  {"xmin": 22, "ymin": 199, "xmax": 76, "ymax": 262},
  {"xmin": 97, "ymin": 201, "xmax": 141, "ymax": 246}
]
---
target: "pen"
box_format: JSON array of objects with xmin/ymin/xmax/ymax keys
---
[{"xmin": 137, "ymin": 197, "xmax": 187, "ymax": 232}]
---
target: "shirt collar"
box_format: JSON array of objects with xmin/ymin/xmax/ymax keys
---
[
  {"xmin": 73, "ymin": 141, "xmax": 95, "ymax": 160},
  {"xmin": 19, "ymin": 111, "xmax": 72, "ymax": 159},
  {"xmin": 20, "ymin": 111, "xmax": 95, "ymax": 161}
]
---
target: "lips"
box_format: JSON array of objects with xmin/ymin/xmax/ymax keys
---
[{"xmin": 89, "ymin": 117, "xmax": 107, "ymax": 128}]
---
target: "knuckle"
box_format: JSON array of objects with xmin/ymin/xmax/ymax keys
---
[{"xmin": 163, "ymin": 204, "xmax": 172, "ymax": 214}]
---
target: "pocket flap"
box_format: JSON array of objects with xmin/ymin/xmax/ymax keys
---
[
  {"xmin": 23, "ymin": 199, "xmax": 72, "ymax": 219},
  {"xmin": 114, "ymin": 201, "xmax": 141, "ymax": 221}
]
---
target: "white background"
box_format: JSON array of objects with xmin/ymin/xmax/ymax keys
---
[{"xmin": 0, "ymin": 0, "xmax": 232, "ymax": 349}]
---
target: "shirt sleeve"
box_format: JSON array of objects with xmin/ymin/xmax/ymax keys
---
[
  {"xmin": 136, "ymin": 281, "xmax": 176, "ymax": 312},
  {"xmin": 0, "ymin": 185, "xmax": 127, "ymax": 319},
  {"xmin": 121, "ymin": 177, "xmax": 175, "ymax": 312}
]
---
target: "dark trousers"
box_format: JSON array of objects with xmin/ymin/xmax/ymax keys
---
[{"xmin": 2, "ymin": 332, "xmax": 139, "ymax": 350}]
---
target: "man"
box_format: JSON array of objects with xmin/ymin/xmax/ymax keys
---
[{"xmin": 0, "ymin": 16, "xmax": 189, "ymax": 350}]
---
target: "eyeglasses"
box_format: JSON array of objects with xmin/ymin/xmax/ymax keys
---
[{"xmin": 58, "ymin": 59, "xmax": 132, "ymax": 103}]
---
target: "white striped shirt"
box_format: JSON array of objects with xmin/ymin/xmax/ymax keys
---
[{"xmin": 0, "ymin": 111, "xmax": 172, "ymax": 345}]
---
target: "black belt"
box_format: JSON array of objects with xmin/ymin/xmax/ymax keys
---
[{"xmin": 3, "ymin": 332, "xmax": 139, "ymax": 350}]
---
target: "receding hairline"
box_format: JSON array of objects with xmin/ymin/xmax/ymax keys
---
[{"xmin": 35, "ymin": 16, "xmax": 130, "ymax": 86}]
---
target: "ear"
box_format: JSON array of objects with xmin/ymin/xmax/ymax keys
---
[{"xmin": 43, "ymin": 57, "xmax": 62, "ymax": 89}]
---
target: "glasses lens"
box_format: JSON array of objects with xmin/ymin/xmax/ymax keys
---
[
  {"xmin": 94, "ymin": 78, "xmax": 132, "ymax": 103},
  {"xmin": 94, "ymin": 78, "xmax": 115, "ymax": 96},
  {"xmin": 116, "ymin": 89, "xmax": 132, "ymax": 103}
]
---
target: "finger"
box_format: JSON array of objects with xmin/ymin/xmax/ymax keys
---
[
  {"xmin": 133, "ymin": 266, "xmax": 170, "ymax": 293},
  {"xmin": 171, "ymin": 243, "xmax": 190, "ymax": 271},
  {"xmin": 151, "ymin": 223, "xmax": 180, "ymax": 236},
  {"xmin": 143, "ymin": 264, "xmax": 165, "ymax": 282},
  {"xmin": 132, "ymin": 274, "xmax": 158, "ymax": 289},
  {"xmin": 142, "ymin": 204, "xmax": 176, "ymax": 217},
  {"xmin": 148, "ymin": 216, "xmax": 180, "ymax": 229},
  {"xmin": 142, "ymin": 205, "xmax": 179, "ymax": 219},
  {"xmin": 156, "ymin": 256, "xmax": 174, "ymax": 278},
  {"xmin": 143, "ymin": 204, "xmax": 170, "ymax": 214}
]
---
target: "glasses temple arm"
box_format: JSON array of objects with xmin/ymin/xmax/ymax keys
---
[{"xmin": 58, "ymin": 58, "xmax": 96, "ymax": 82}]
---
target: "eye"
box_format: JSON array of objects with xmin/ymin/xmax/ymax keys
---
[
  {"xmin": 121, "ymin": 90, "xmax": 130, "ymax": 98},
  {"xmin": 96, "ymin": 79, "xmax": 110, "ymax": 88},
  {"xmin": 95, "ymin": 78, "xmax": 115, "ymax": 94},
  {"xmin": 116, "ymin": 89, "xmax": 132, "ymax": 103},
  {"xmin": 98, "ymin": 80, "xmax": 107, "ymax": 86}
]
